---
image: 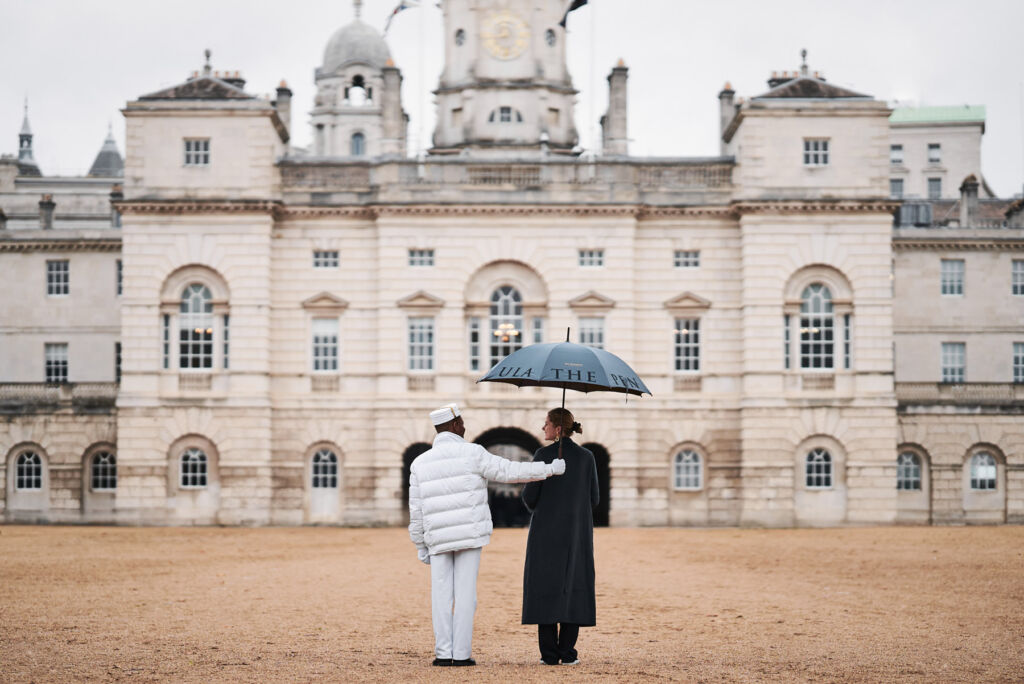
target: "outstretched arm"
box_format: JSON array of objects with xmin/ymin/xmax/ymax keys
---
[
  {"xmin": 408, "ymin": 468, "xmax": 426, "ymax": 549},
  {"xmin": 476, "ymin": 445, "xmax": 564, "ymax": 484}
]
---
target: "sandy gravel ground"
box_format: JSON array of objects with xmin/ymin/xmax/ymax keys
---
[{"xmin": 1, "ymin": 525, "xmax": 1022, "ymax": 683}]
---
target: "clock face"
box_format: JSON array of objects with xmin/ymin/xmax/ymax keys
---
[{"xmin": 481, "ymin": 10, "xmax": 530, "ymax": 60}]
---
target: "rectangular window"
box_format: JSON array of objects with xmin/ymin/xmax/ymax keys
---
[
  {"xmin": 162, "ymin": 314, "xmax": 170, "ymax": 370},
  {"xmin": 890, "ymin": 144, "xmax": 903, "ymax": 165},
  {"xmin": 800, "ymin": 314, "xmax": 834, "ymax": 370},
  {"xmin": 843, "ymin": 314, "xmax": 851, "ymax": 370},
  {"xmin": 928, "ymin": 143, "xmax": 941, "ymax": 164},
  {"xmin": 532, "ymin": 317, "xmax": 544, "ymax": 344},
  {"xmin": 46, "ymin": 259, "xmax": 69, "ymax": 296},
  {"xmin": 940, "ymin": 259, "xmax": 964, "ymax": 295},
  {"xmin": 578, "ymin": 317, "xmax": 604, "ymax": 349},
  {"xmin": 578, "ymin": 249, "xmax": 604, "ymax": 267},
  {"xmin": 312, "ymin": 318, "xmax": 339, "ymax": 372},
  {"xmin": 674, "ymin": 318, "xmax": 700, "ymax": 372},
  {"xmin": 45, "ymin": 343, "xmax": 68, "ymax": 383},
  {"xmin": 184, "ymin": 138, "xmax": 210, "ymax": 166},
  {"xmin": 889, "ymin": 179, "xmax": 904, "ymax": 199},
  {"xmin": 673, "ymin": 250, "xmax": 700, "ymax": 268},
  {"xmin": 116, "ymin": 259, "xmax": 123, "ymax": 296},
  {"xmin": 1014, "ymin": 343, "xmax": 1024, "ymax": 384},
  {"xmin": 803, "ymin": 138, "xmax": 829, "ymax": 166},
  {"xmin": 115, "ymin": 342, "xmax": 122, "ymax": 383},
  {"xmin": 222, "ymin": 315, "xmax": 230, "ymax": 370},
  {"xmin": 928, "ymin": 177, "xmax": 942, "ymax": 200},
  {"xmin": 941, "ymin": 342, "xmax": 965, "ymax": 383},
  {"xmin": 313, "ymin": 250, "xmax": 339, "ymax": 268},
  {"xmin": 783, "ymin": 314, "xmax": 791, "ymax": 370},
  {"xmin": 1012, "ymin": 260, "xmax": 1024, "ymax": 295},
  {"xmin": 408, "ymin": 249, "xmax": 435, "ymax": 266},
  {"xmin": 179, "ymin": 313, "xmax": 213, "ymax": 370},
  {"xmin": 468, "ymin": 317, "xmax": 481, "ymax": 372},
  {"xmin": 408, "ymin": 317, "xmax": 435, "ymax": 371}
]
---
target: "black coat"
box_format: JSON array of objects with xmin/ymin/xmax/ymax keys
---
[{"xmin": 521, "ymin": 437, "xmax": 599, "ymax": 626}]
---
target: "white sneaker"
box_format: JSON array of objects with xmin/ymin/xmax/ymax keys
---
[{"xmin": 561, "ymin": 659, "xmax": 580, "ymax": 665}]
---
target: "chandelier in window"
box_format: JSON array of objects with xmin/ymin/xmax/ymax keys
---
[{"xmin": 493, "ymin": 323, "xmax": 520, "ymax": 343}]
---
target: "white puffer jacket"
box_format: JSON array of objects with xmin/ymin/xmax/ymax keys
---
[{"xmin": 409, "ymin": 432, "xmax": 562, "ymax": 555}]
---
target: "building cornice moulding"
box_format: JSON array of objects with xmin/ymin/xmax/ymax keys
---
[
  {"xmin": 115, "ymin": 199, "xmax": 282, "ymax": 216},
  {"xmin": 733, "ymin": 199, "xmax": 900, "ymax": 215},
  {"xmin": 892, "ymin": 237, "xmax": 1024, "ymax": 251},
  {"xmin": 0, "ymin": 237, "xmax": 121, "ymax": 253}
]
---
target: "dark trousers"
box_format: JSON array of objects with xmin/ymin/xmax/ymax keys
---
[{"xmin": 538, "ymin": 623, "xmax": 579, "ymax": 664}]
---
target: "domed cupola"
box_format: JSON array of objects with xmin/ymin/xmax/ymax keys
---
[
  {"xmin": 319, "ymin": 19, "xmax": 393, "ymax": 76},
  {"xmin": 310, "ymin": 0, "xmax": 407, "ymax": 159}
]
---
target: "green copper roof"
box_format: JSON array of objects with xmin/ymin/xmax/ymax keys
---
[{"xmin": 890, "ymin": 105, "xmax": 985, "ymax": 124}]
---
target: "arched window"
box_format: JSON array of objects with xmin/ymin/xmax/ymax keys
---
[
  {"xmin": 15, "ymin": 452, "xmax": 42, "ymax": 491},
  {"xmin": 673, "ymin": 450, "xmax": 702, "ymax": 490},
  {"xmin": 312, "ymin": 449, "xmax": 338, "ymax": 489},
  {"xmin": 180, "ymin": 448, "xmax": 208, "ymax": 488},
  {"xmin": 800, "ymin": 284, "xmax": 834, "ymax": 369},
  {"xmin": 488, "ymin": 106, "xmax": 523, "ymax": 123},
  {"xmin": 347, "ymin": 75, "xmax": 369, "ymax": 106},
  {"xmin": 896, "ymin": 452, "xmax": 921, "ymax": 490},
  {"xmin": 805, "ymin": 448, "xmax": 832, "ymax": 488},
  {"xmin": 969, "ymin": 452, "xmax": 997, "ymax": 490},
  {"xmin": 350, "ymin": 132, "xmax": 366, "ymax": 157},
  {"xmin": 91, "ymin": 451, "xmax": 117, "ymax": 491},
  {"xmin": 489, "ymin": 285, "xmax": 523, "ymax": 366},
  {"xmin": 179, "ymin": 284, "xmax": 213, "ymax": 369}
]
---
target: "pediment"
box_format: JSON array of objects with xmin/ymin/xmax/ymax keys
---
[
  {"xmin": 755, "ymin": 76, "xmax": 869, "ymax": 100},
  {"xmin": 664, "ymin": 292, "xmax": 711, "ymax": 313},
  {"xmin": 139, "ymin": 76, "xmax": 253, "ymax": 101},
  {"xmin": 568, "ymin": 290, "xmax": 616, "ymax": 311},
  {"xmin": 302, "ymin": 292, "xmax": 349, "ymax": 313},
  {"xmin": 396, "ymin": 290, "xmax": 445, "ymax": 309}
]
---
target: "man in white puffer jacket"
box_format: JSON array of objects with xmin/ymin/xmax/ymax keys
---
[{"xmin": 409, "ymin": 403, "xmax": 565, "ymax": 667}]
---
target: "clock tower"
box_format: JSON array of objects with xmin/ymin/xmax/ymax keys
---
[{"xmin": 430, "ymin": 0, "xmax": 579, "ymax": 156}]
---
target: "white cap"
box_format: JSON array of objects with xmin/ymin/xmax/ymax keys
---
[{"xmin": 429, "ymin": 403, "xmax": 461, "ymax": 426}]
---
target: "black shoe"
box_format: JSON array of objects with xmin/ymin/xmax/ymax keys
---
[
  {"xmin": 432, "ymin": 658, "xmax": 452, "ymax": 666},
  {"xmin": 452, "ymin": 658, "xmax": 476, "ymax": 666}
]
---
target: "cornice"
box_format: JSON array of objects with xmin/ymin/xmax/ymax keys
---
[
  {"xmin": 733, "ymin": 199, "xmax": 900, "ymax": 215},
  {"xmin": 893, "ymin": 237, "xmax": 1024, "ymax": 251},
  {"xmin": 115, "ymin": 199, "xmax": 282, "ymax": 216},
  {"xmin": 279, "ymin": 204, "xmax": 735, "ymax": 219},
  {"xmin": 0, "ymin": 237, "xmax": 121, "ymax": 253}
]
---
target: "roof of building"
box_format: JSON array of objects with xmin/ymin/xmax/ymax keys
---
[
  {"xmin": 926, "ymin": 198, "xmax": 1014, "ymax": 224},
  {"xmin": 87, "ymin": 126, "xmax": 124, "ymax": 178},
  {"xmin": 321, "ymin": 19, "xmax": 392, "ymax": 74},
  {"xmin": 889, "ymin": 105, "xmax": 985, "ymax": 125},
  {"xmin": 754, "ymin": 75, "xmax": 870, "ymax": 100},
  {"xmin": 138, "ymin": 74, "xmax": 253, "ymax": 101}
]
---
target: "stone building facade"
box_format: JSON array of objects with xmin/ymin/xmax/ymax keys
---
[{"xmin": 2, "ymin": 0, "xmax": 1021, "ymax": 526}]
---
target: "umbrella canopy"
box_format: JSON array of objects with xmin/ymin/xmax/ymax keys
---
[{"xmin": 477, "ymin": 341, "xmax": 651, "ymax": 397}]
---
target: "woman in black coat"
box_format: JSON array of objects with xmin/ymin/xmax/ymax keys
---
[{"xmin": 521, "ymin": 407, "xmax": 599, "ymax": 666}]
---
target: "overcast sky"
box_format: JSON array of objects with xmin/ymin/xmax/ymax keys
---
[{"xmin": 2, "ymin": 0, "xmax": 1022, "ymax": 196}]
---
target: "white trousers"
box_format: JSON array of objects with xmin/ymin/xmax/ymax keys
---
[{"xmin": 429, "ymin": 547, "xmax": 482, "ymax": 660}]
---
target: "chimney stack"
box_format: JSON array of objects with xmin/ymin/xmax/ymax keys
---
[
  {"xmin": 380, "ymin": 60, "xmax": 405, "ymax": 156},
  {"xmin": 959, "ymin": 175, "xmax": 979, "ymax": 227},
  {"xmin": 601, "ymin": 60, "xmax": 629, "ymax": 156},
  {"xmin": 39, "ymin": 194, "xmax": 55, "ymax": 229},
  {"xmin": 718, "ymin": 82, "xmax": 736, "ymax": 155}
]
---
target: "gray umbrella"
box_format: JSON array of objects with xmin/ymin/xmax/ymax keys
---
[{"xmin": 477, "ymin": 328, "xmax": 650, "ymax": 457}]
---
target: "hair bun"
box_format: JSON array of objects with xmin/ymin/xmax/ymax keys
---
[{"xmin": 572, "ymin": 421, "xmax": 582, "ymax": 435}]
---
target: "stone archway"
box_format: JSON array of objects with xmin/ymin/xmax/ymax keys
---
[
  {"xmin": 475, "ymin": 427, "xmax": 542, "ymax": 527},
  {"xmin": 401, "ymin": 442, "xmax": 432, "ymax": 524},
  {"xmin": 582, "ymin": 442, "xmax": 611, "ymax": 527}
]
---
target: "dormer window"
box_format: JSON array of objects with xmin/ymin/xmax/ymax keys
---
[
  {"xmin": 184, "ymin": 138, "xmax": 210, "ymax": 166},
  {"xmin": 489, "ymin": 106, "xmax": 523, "ymax": 123}
]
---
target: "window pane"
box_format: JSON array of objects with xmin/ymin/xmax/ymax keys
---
[
  {"xmin": 673, "ymin": 450, "xmax": 702, "ymax": 490},
  {"xmin": 408, "ymin": 317, "xmax": 435, "ymax": 370},
  {"xmin": 805, "ymin": 448, "xmax": 832, "ymax": 488},
  {"xmin": 940, "ymin": 259, "xmax": 964, "ymax": 295},
  {"xmin": 489, "ymin": 286, "xmax": 523, "ymax": 366},
  {"xmin": 941, "ymin": 342, "xmax": 965, "ymax": 383},
  {"xmin": 896, "ymin": 452, "xmax": 921, "ymax": 491},
  {"xmin": 674, "ymin": 318, "xmax": 700, "ymax": 372},
  {"xmin": 799, "ymin": 284, "xmax": 834, "ymax": 369},
  {"xmin": 312, "ymin": 318, "xmax": 339, "ymax": 372}
]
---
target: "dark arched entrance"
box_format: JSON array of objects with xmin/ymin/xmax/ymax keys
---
[
  {"xmin": 582, "ymin": 442, "xmax": 611, "ymax": 527},
  {"xmin": 401, "ymin": 442, "xmax": 432, "ymax": 524},
  {"xmin": 475, "ymin": 427, "xmax": 542, "ymax": 527}
]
